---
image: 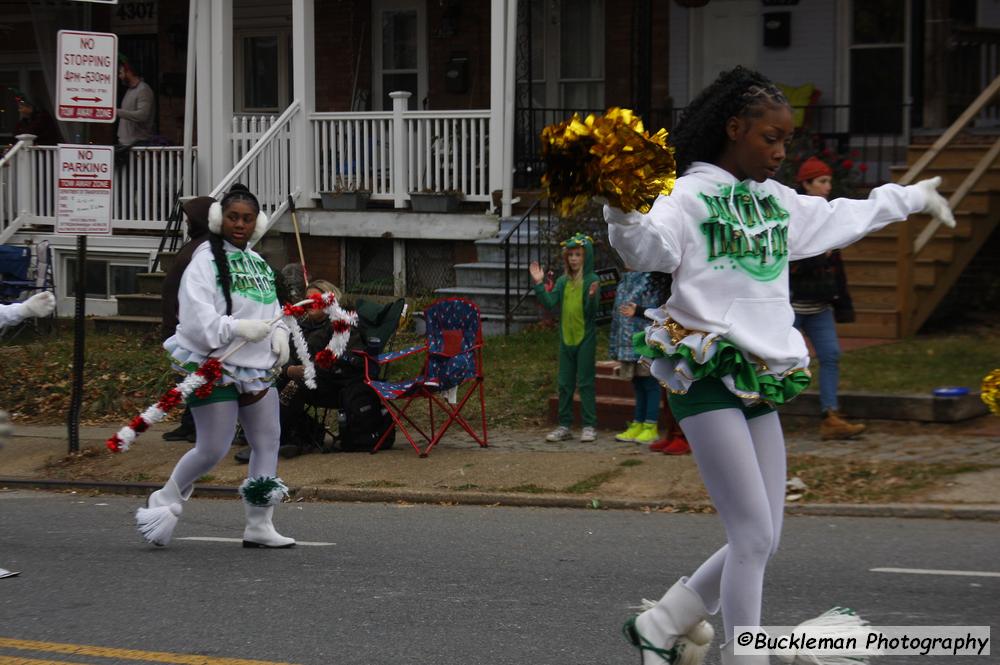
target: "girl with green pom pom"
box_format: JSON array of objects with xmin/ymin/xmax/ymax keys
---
[
  {"xmin": 605, "ymin": 66, "xmax": 955, "ymax": 664},
  {"xmin": 529, "ymin": 233, "xmax": 601, "ymax": 443}
]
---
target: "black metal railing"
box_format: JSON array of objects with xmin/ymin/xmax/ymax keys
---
[
  {"xmin": 151, "ymin": 191, "xmax": 186, "ymax": 274},
  {"xmin": 514, "ymin": 103, "xmax": 913, "ymax": 189},
  {"xmin": 501, "ymin": 199, "xmax": 554, "ymax": 335}
]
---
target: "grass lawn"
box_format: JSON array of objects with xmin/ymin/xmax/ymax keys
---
[{"xmin": 0, "ymin": 321, "xmax": 995, "ymax": 425}]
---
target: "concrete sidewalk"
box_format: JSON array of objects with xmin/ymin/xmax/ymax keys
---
[{"xmin": 2, "ymin": 416, "xmax": 999, "ymax": 518}]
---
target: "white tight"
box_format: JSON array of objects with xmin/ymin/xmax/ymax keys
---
[
  {"xmin": 169, "ymin": 388, "xmax": 281, "ymax": 493},
  {"xmin": 679, "ymin": 409, "xmax": 787, "ymax": 641}
]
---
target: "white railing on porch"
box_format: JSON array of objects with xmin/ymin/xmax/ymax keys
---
[
  {"xmin": 1, "ymin": 138, "xmax": 197, "ymax": 239},
  {"xmin": 311, "ymin": 96, "xmax": 491, "ymax": 204},
  {"xmin": 231, "ymin": 113, "xmax": 279, "ymax": 164},
  {"xmin": 212, "ymin": 100, "xmax": 300, "ymax": 228}
]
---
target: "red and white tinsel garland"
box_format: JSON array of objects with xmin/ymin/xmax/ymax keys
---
[
  {"xmin": 107, "ymin": 358, "xmax": 223, "ymax": 453},
  {"xmin": 281, "ymin": 291, "xmax": 358, "ymax": 388},
  {"xmin": 107, "ymin": 293, "xmax": 356, "ymax": 454}
]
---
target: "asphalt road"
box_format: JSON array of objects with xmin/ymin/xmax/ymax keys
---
[{"xmin": 0, "ymin": 490, "xmax": 996, "ymax": 665}]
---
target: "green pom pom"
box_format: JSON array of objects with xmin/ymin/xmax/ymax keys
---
[{"xmin": 239, "ymin": 476, "xmax": 289, "ymax": 506}]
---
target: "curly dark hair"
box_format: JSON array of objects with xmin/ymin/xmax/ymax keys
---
[{"xmin": 670, "ymin": 66, "xmax": 788, "ymax": 175}]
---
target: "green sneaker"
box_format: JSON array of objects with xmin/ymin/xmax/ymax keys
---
[
  {"xmin": 615, "ymin": 421, "xmax": 643, "ymax": 442},
  {"xmin": 633, "ymin": 423, "xmax": 660, "ymax": 445}
]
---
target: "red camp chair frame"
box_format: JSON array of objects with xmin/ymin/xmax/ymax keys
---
[{"xmin": 359, "ymin": 297, "xmax": 488, "ymax": 457}]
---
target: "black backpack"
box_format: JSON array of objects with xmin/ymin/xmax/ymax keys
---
[{"xmin": 337, "ymin": 382, "xmax": 395, "ymax": 452}]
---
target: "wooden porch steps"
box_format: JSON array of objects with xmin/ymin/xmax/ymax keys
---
[{"xmin": 836, "ymin": 146, "xmax": 1000, "ymax": 339}]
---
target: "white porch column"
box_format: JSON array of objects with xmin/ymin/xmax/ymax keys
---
[
  {"xmin": 291, "ymin": 0, "xmax": 316, "ymax": 205},
  {"xmin": 181, "ymin": 0, "xmax": 197, "ymax": 197},
  {"xmin": 488, "ymin": 0, "xmax": 507, "ymax": 213},
  {"xmin": 390, "ymin": 91, "xmax": 411, "ymax": 209},
  {"xmin": 209, "ymin": 0, "xmax": 233, "ymax": 187},
  {"xmin": 501, "ymin": 0, "xmax": 517, "ymax": 218},
  {"xmin": 195, "ymin": 0, "xmax": 213, "ymax": 194},
  {"xmin": 392, "ymin": 239, "xmax": 406, "ymax": 297},
  {"xmin": 14, "ymin": 134, "xmax": 35, "ymax": 220}
]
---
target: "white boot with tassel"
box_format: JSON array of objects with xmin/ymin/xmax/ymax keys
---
[
  {"xmin": 624, "ymin": 578, "xmax": 716, "ymax": 665},
  {"xmin": 135, "ymin": 477, "xmax": 192, "ymax": 546},
  {"xmin": 240, "ymin": 476, "xmax": 295, "ymax": 548}
]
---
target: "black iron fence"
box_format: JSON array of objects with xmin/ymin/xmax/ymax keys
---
[{"xmin": 514, "ymin": 103, "xmax": 914, "ymax": 189}]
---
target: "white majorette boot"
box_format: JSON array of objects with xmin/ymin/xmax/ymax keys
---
[
  {"xmin": 623, "ymin": 578, "xmax": 716, "ymax": 665},
  {"xmin": 135, "ymin": 477, "xmax": 193, "ymax": 546},
  {"xmin": 239, "ymin": 476, "xmax": 295, "ymax": 548}
]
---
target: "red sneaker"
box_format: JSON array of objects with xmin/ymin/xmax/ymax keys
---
[
  {"xmin": 662, "ymin": 435, "xmax": 691, "ymax": 455},
  {"xmin": 648, "ymin": 437, "xmax": 671, "ymax": 452}
]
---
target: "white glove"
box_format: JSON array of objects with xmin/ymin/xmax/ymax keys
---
[
  {"xmin": 914, "ymin": 176, "xmax": 956, "ymax": 229},
  {"xmin": 20, "ymin": 291, "xmax": 55, "ymax": 319},
  {"xmin": 233, "ymin": 318, "xmax": 271, "ymax": 342},
  {"xmin": 271, "ymin": 327, "xmax": 290, "ymax": 366}
]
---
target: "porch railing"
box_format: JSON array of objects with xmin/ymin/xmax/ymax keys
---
[
  {"xmin": 1, "ymin": 139, "xmax": 197, "ymax": 239},
  {"xmin": 231, "ymin": 113, "xmax": 280, "ymax": 164},
  {"xmin": 501, "ymin": 199, "xmax": 554, "ymax": 335},
  {"xmin": 212, "ymin": 99, "xmax": 301, "ymax": 233},
  {"xmin": 311, "ymin": 98, "xmax": 491, "ymax": 204}
]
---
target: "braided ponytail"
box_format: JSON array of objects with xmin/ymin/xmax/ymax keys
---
[{"xmin": 209, "ymin": 233, "xmax": 234, "ymax": 316}]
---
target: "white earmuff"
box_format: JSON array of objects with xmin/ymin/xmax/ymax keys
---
[
  {"xmin": 248, "ymin": 210, "xmax": 269, "ymax": 246},
  {"xmin": 207, "ymin": 201, "xmax": 223, "ymax": 235}
]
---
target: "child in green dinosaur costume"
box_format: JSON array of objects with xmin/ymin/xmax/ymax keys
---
[{"xmin": 529, "ymin": 232, "xmax": 601, "ymax": 442}]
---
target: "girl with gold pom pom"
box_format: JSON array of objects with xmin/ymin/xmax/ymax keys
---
[{"xmin": 545, "ymin": 67, "xmax": 955, "ymax": 664}]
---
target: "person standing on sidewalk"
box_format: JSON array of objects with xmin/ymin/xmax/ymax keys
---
[
  {"xmin": 604, "ymin": 66, "xmax": 955, "ymax": 664},
  {"xmin": 611, "ymin": 269, "xmax": 670, "ymax": 446},
  {"xmin": 529, "ymin": 233, "xmax": 600, "ymax": 443},
  {"xmin": 790, "ymin": 157, "xmax": 865, "ymax": 440},
  {"xmin": 136, "ymin": 184, "xmax": 295, "ymax": 549}
]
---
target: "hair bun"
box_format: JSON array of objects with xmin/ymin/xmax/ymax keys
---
[{"xmin": 228, "ymin": 183, "xmax": 250, "ymax": 194}]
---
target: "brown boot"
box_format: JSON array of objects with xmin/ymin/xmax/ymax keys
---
[{"xmin": 821, "ymin": 409, "xmax": 866, "ymax": 440}]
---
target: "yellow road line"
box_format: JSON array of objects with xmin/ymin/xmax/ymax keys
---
[
  {"xmin": 0, "ymin": 638, "xmax": 303, "ymax": 665},
  {"xmin": 1, "ymin": 657, "xmax": 93, "ymax": 665}
]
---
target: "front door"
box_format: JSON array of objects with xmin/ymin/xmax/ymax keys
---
[
  {"xmin": 690, "ymin": 0, "xmax": 759, "ymax": 96},
  {"xmin": 372, "ymin": 0, "xmax": 427, "ymax": 111}
]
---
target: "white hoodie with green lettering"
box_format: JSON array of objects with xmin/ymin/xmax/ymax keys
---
[{"xmin": 605, "ymin": 161, "xmax": 927, "ymax": 396}]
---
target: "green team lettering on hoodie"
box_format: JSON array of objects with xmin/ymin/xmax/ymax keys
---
[{"xmin": 698, "ymin": 182, "xmax": 790, "ymax": 282}]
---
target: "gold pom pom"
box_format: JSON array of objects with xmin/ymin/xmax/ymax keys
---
[
  {"xmin": 981, "ymin": 369, "xmax": 1000, "ymax": 417},
  {"xmin": 540, "ymin": 107, "xmax": 677, "ymax": 218}
]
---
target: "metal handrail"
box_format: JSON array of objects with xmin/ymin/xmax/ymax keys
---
[{"xmin": 502, "ymin": 199, "xmax": 553, "ymax": 335}]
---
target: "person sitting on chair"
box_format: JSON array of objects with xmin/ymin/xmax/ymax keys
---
[{"xmin": 235, "ymin": 279, "xmax": 366, "ymax": 462}]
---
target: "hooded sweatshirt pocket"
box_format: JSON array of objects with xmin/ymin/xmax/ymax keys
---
[{"xmin": 721, "ymin": 298, "xmax": 800, "ymax": 367}]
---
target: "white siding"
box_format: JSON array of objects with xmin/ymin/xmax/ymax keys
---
[{"xmin": 669, "ymin": 1, "xmax": 838, "ymax": 108}]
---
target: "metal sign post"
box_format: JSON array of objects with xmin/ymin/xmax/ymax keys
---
[{"xmin": 56, "ymin": 144, "xmax": 113, "ymax": 453}]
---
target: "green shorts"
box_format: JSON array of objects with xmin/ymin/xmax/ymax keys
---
[
  {"xmin": 185, "ymin": 382, "xmax": 239, "ymax": 407},
  {"xmin": 668, "ymin": 377, "xmax": 775, "ymax": 422}
]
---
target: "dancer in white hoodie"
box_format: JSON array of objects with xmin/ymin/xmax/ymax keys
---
[
  {"xmin": 136, "ymin": 184, "xmax": 295, "ymax": 549},
  {"xmin": 607, "ymin": 67, "xmax": 954, "ymax": 664}
]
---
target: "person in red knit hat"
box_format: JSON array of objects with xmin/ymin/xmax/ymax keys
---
[{"xmin": 790, "ymin": 157, "xmax": 866, "ymax": 440}]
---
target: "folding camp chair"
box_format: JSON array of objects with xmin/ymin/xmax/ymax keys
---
[
  {"xmin": 417, "ymin": 297, "xmax": 487, "ymax": 457},
  {"xmin": 362, "ymin": 297, "xmax": 487, "ymax": 457},
  {"xmin": 0, "ymin": 240, "xmax": 55, "ymax": 341}
]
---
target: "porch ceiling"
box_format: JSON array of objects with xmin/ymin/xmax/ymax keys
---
[{"xmin": 270, "ymin": 209, "xmax": 499, "ymax": 241}]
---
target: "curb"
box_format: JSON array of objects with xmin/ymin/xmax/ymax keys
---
[{"xmin": 2, "ymin": 477, "xmax": 999, "ymax": 520}]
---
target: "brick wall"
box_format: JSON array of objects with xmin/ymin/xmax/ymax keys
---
[
  {"xmin": 315, "ymin": 0, "xmax": 371, "ymax": 112},
  {"xmin": 605, "ymin": 1, "xmax": 671, "ymax": 112},
  {"xmin": 426, "ymin": 0, "xmax": 491, "ymax": 110},
  {"xmin": 284, "ymin": 234, "xmax": 343, "ymax": 286}
]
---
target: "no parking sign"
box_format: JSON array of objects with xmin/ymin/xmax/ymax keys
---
[{"xmin": 56, "ymin": 144, "xmax": 114, "ymax": 235}]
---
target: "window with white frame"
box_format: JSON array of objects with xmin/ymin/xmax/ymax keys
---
[
  {"xmin": 64, "ymin": 257, "xmax": 147, "ymax": 299},
  {"xmin": 848, "ymin": 0, "xmax": 906, "ymax": 134},
  {"xmin": 236, "ymin": 30, "xmax": 292, "ymax": 113},
  {"xmin": 528, "ymin": 0, "xmax": 605, "ymax": 111}
]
